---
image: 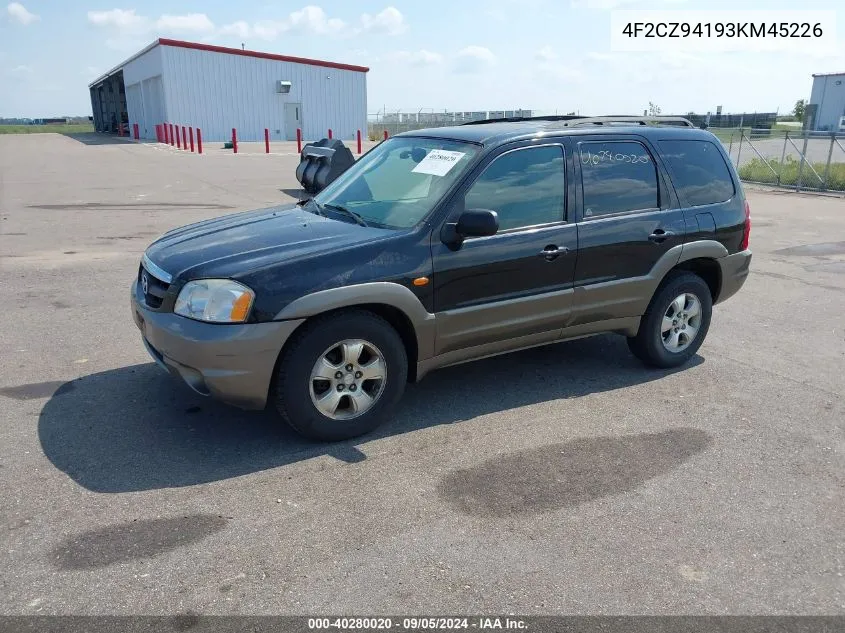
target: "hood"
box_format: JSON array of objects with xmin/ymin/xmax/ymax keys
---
[{"xmin": 144, "ymin": 204, "xmax": 393, "ymax": 281}]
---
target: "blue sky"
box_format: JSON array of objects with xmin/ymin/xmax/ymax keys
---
[{"xmin": 1, "ymin": 0, "xmax": 843, "ymax": 117}]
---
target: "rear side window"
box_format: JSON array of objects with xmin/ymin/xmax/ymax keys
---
[
  {"xmin": 579, "ymin": 141, "xmax": 658, "ymax": 217},
  {"xmin": 657, "ymin": 139, "xmax": 735, "ymax": 207}
]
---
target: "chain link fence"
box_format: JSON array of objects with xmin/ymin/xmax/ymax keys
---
[
  {"xmin": 366, "ymin": 111, "xmax": 845, "ymax": 193},
  {"xmin": 714, "ymin": 128, "xmax": 845, "ymax": 192}
]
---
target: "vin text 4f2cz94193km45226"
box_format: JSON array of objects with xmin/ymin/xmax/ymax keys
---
[{"xmin": 131, "ymin": 115, "xmax": 752, "ymax": 441}]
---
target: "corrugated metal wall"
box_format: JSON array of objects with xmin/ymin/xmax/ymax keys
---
[
  {"xmin": 810, "ymin": 75, "xmax": 845, "ymax": 132},
  {"xmin": 123, "ymin": 46, "xmax": 165, "ymax": 139},
  {"xmin": 160, "ymin": 46, "xmax": 367, "ymax": 142}
]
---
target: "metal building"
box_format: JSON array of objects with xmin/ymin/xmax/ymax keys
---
[
  {"xmin": 809, "ymin": 71, "xmax": 845, "ymax": 132},
  {"xmin": 88, "ymin": 38, "xmax": 369, "ymax": 142}
]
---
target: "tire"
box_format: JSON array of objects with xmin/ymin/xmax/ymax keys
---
[
  {"xmin": 274, "ymin": 310, "xmax": 408, "ymax": 441},
  {"xmin": 627, "ymin": 271, "xmax": 713, "ymax": 369}
]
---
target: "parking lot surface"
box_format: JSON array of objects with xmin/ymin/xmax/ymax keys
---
[{"xmin": 1, "ymin": 133, "xmax": 843, "ymax": 615}]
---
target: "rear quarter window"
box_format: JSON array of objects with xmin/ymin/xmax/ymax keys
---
[{"xmin": 657, "ymin": 139, "xmax": 735, "ymax": 207}]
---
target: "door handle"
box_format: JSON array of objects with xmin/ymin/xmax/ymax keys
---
[
  {"xmin": 538, "ymin": 245, "xmax": 569, "ymax": 260},
  {"xmin": 648, "ymin": 229, "xmax": 675, "ymax": 243}
]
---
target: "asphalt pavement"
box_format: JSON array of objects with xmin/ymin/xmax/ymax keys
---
[{"xmin": 0, "ymin": 133, "xmax": 843, "ymax": 615}]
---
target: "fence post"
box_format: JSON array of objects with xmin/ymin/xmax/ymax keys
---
[
  {"xmin": 797, "ymin": 130, "xmax": 809, "ymax": 192},
  {"xmin": 822, "ymin": 134, "xmax": 835, "ymax": 191},
  {"xmin": 736, "ymin": 128, "xmax": 743, "ymax": 168},
  {"xmin": 357, "ymin": 129, "xmax": 362, "ymax": 155},
  {"xmin": 296, "ymin": 128, "xmax": 302, "ymax": 153},
  {"xmin": 232, "ymin": 128, "xmax": 238, "ymax": 154},
  {"xmin": 197, "ymin": 128, "xmax": 203, "ymax": 154},
  {"xmin": 778, "ymin": 132, "xmax": 789, "ymax": 185},
  {"xmin": 189, "ymin": 127, "xmax": 195, "ymax": 152},
  {"xmin": 265, "ymin": 128, "xmax": 270, "ymax": 154},
  {"xmin": 181, "ymin": 126, "xmax": 187, "ymax": 150}
]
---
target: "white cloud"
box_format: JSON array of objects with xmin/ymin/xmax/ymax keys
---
[
  {"xmin": 220, "ymin": 20, "xmax": 251, "ymax": 39},
  {"xmin": 360, "ymin": 7, "xmax": 406, "ymax": 35},
  {"xmin": 535, "ymin": 46, "xmax": 558, "ymax": 62},
  {"xmin": 7, "ymin": 2, "xmax": 39, "ymax": 25},
  {"xmin": 571, "ymin": 0, "xmax": 685, "ymax": 8},
  {"xmin": 10, "ymin": 64, "xmax": 32, "ymax": 73},
  {"xmin": 389, "ymin": 49, "xmax": 443, "ymax": 66},
  {"xmin": 454, "ymin": 46, "xmax": 496, "ymax": 73},
  {"xmin": 87, "ymin": 8, "xmax": 145, "ymax": 29},
  {"xmin": 288, "ymin": 5, "xmax": 345, "ymax": 35},
  {"xmin": 156, "ymin": 13, "xmax": 215, "ymax": 34}
]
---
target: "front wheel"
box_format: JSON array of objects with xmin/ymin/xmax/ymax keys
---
[
  {"xmin": 274, "ymin": 310, "xmax": 408, "ymax": 441},
  {"xmin": 627, "ymin": 272, "xmax": 713, "ymax": 368}
]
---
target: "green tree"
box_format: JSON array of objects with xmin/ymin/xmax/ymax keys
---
[
  {"xmin": 648, "ymin": 102, "xmax": 662, "ymax": 116},
  {"xmin": 793, "ymin": 99, "xmax": 806, "ymax": 120}
]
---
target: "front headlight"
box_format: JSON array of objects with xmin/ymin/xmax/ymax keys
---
[{"xmin": 174, "ymin": 279, "xmax": 254, "ymax": 323}]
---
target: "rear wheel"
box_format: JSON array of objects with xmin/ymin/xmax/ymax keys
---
[
  {"xmin": 628, "ymin": 272, "xmax": 712, "ymax": 368},
  {"xmin": 274, "ymin": 310, "xmax": 407, "ymax": 441}
]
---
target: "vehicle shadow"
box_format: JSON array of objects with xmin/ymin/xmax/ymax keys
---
[
  {"xmin": 62, "ymin": 133, "xmax": 137, "ymax": 146},
  {"xmin": 37, "ymin": 334, "xmax": 704, "ymax": 493}
]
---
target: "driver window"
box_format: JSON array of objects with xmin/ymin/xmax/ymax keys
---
[{"xmin": 464, "ymin": 145, "xmax": 565, "ymax": 231}]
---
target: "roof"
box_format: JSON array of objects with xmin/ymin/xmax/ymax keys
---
[
  {"xmin": 812, "ymin": 71, "xmax": 845, "ymax": 78},
  {"xmin": 89, "ymin": 38, "xmax": 368, "ymax": 88},
  {"xmin": 398, "ymin": 119, "xmax": 713, "ymax": 146}
]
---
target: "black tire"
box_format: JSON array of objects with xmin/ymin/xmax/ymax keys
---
[
  {"xmin": 627, "ymin": 271, "xmax": 713, "ymax": 368},
  {"xmin": 274, "ymin": 310, "xmax": 408, "ymax": 441}
]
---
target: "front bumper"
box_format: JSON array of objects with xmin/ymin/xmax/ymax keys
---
[
  {"xmin": 715, "ymin": 249, "xmax": 752, "ymax": 304},
  {"xmin": 130, "ymin": 282, "xmax": 304, "ymax": 409}
]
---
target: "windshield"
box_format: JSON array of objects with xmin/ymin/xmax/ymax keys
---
[{"xmin": 312, "ymin": 137, "xmax": 480, "ymax": 229}]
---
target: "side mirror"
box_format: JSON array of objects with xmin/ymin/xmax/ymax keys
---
[{"xmin": 456, "ymin": 209, "xmax": 499, "ymax": 237}]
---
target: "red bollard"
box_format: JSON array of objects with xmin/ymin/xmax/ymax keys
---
[
  {"xmin": 327, "ymin": 128, "xmax": 332, "ymax": 139},
  {"xmin": 163, "ymin": 124, "xmax": 168, "ymax": 144},
  {"xmin": 176, "ymin": 126, "xmax": 181, "ymax": 149},
  {"xmin": 196, "ymin": 128, "xmax": 203, "ymax": 154},
  {"xmin": 189, "ymin": 127, "xmax": 195, "ymax": 152},
  {"xmin": 155, "ymin": 125, "xmax": 160, "ymax": 142},
  {"xmin": 169, "ymin": 123, "xmax": 175, "ymax": 146},
  {"xmin": 133, "ymin": 123, "xmax": 139, "ymax": 140},
  {"xmin": 264, "ymin": 128, "xmax": 270, "ymax": 154},
  {"xmin": 383, "ymin": 129, "xmax": 389, "ymax": 140},
  {"xmin": 232, "ymin": 128, "xmax": 238, "ymax": 154},
  {"xmin": 181, "ymin": 126, "xmax": 187, "ymax": 150},
  {"xmin": 296, "ymin": 128, "xmax": 302, "ymax": 153},
  {"xmin": 357, "ymin": 129, "xmax": 362, "ymax": 155}
]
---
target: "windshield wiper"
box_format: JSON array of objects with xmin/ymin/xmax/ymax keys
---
[{"xmin": 321, "ymin": 203, "xmax": 368, "ymax": 227}]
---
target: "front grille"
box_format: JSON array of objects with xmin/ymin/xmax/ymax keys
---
[{"xmin": 139, "ymin": 264, "xmax": 170, "ymax": 309}]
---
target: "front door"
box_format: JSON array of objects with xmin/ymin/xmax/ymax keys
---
[
  {"xmin": 284, "ymin": 103, "xmax": 302, "ymax": 140},
  {"xmin": 431, "ymin": 142, "xmax": 577, "ymax": 356},
  {"xmin": 571, "ymin": 136, "xmax": 686, "ymax": 324}
]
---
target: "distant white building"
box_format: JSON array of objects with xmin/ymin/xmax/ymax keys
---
[
  {"xmin": 88, "ymin": 38, "xmax": 369, "ymax": 142},
  {"xmin": 809, "ymin": 71, "xmax": 845, "ymax": 132}
]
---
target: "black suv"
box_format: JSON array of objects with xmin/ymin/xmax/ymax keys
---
[{"xmin": 132, "ymin": 115, "xmax": 752, "ymax": 441}]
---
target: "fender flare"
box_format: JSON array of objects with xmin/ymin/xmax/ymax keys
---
[{"xmin": 274, "ymin": 282, "xmax": 436, "ymax": 360}]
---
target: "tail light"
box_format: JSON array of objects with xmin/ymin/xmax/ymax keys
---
[{"xmin": 740, "ymin": 199, "xmax": 751, "ymax": 250}]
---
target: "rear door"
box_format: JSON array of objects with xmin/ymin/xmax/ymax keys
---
[
  {"xmin": 431, "ymin": 140, "xmax": 578, "ymax": 355},
  {"xmin": 571, "ymin": 135, "xmax": 685, "ymax": 325}
]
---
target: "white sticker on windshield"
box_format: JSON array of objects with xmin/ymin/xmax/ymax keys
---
[{"xmin": 411, "ymin": 150, "xmax": 466, "ymax": 177}]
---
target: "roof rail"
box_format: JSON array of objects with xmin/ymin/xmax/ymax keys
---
[
  {"xmin": 461, "ymin": 115, "xmax": 586, "ymax": 126},
  {"xmin": 553, "ymin": 116, "xmax": 696, "ymax": 128}
]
